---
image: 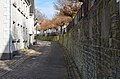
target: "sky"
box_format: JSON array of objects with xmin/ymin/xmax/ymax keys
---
[{"xmin": 35, "ymin": 0, "xmax": 56, "ymax": 20}]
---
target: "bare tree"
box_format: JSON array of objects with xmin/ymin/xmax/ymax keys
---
[{"xmin": 35, "ymin": 9, "xmax": 47, "ymax": 21}]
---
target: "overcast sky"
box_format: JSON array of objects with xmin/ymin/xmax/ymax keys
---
[{"xmin": 35, "ymin": 0, "xmax": 56, "ymax": 19}]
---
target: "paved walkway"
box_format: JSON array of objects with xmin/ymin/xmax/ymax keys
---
[{"xmin": 0, "ymin": 41, "xmax": 68, "ymax": 79}]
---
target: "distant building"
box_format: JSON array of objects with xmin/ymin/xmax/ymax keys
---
[{"xmin": 0, "ymin": 0, "xmax": 34, "ymax": 59}]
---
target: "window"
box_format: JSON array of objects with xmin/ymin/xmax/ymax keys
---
[
  {"xmin": 13, "ymin": 2, "xmax": 17, "ymax": 8},
  {"xmin": 13, "ymin": 21, "xmax": 15, "ymax": 24}
]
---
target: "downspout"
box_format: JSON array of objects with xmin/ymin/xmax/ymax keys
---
[{"xmin": 9, "ymin": 0, "xmax": 12, "ymax": 59}]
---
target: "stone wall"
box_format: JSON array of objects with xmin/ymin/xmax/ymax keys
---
[{"xmin": 58, "ymin": 0, "xmax": 120, "ymax": 79}]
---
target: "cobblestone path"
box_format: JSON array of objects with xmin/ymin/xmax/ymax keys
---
[{"xmin": 1, "ymin": 41, "xmax": 68, "ymax": 79}]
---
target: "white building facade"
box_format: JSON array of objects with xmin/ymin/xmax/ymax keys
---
[
  {"xmin": 28, "ymin": 15, "xmax": 35, "ymax": 45},
  {"xmin": 0, "ymin": 0, "xmax": 34, "ymax": 59}
]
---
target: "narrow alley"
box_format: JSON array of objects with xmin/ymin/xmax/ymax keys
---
[
  {"xmin": 0, "ymin": 40, "xmax": 68, "ymax": 79},
  {"xmin": 0, "ymin": 0, "xmax": 120, "ymax": 79}
]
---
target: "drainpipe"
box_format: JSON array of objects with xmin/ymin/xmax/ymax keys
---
[{"xmin": 9, "ymin": 0, "xmax": 12, "ymax": 59}]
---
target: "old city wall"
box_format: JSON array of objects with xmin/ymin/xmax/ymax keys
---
[{"xmin": 57, "ymin": 0, "xmax": 120, "ymax": 79}]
